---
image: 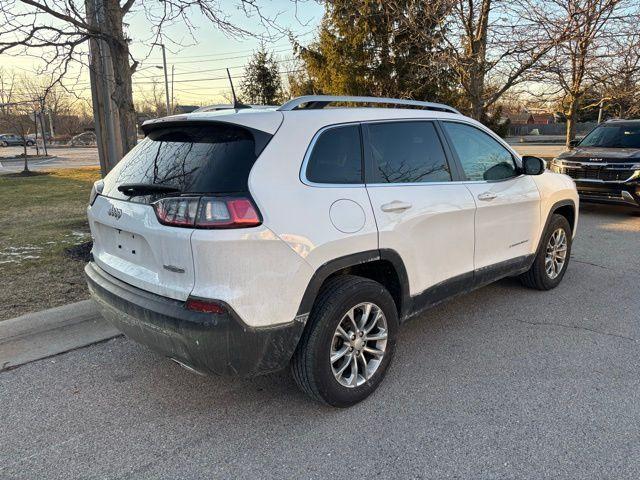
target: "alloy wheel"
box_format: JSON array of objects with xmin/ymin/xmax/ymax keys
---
[
  {"xmin": 545, "ymin": 227, "xmax": 568, "ymax": 279},
  {"xmin": 330, "ymin": 302, "xmax": 388, "ymax": 388}
]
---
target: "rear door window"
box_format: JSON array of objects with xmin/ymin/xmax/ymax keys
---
[
  {"xmin": 305, "ymin": 124, "xmax": 363, "ymax": 184},
  {"xmin": 365, "ymin": 121, "xmax": 452, "ymax": 184},
  {"xmin": 102, "ymin": 123, "xmax": 265, "ymax": 202}
]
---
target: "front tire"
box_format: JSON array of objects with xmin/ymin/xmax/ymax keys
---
[
  {"xmin": 519, "ymin": 214, "xmax": 572, "ymax": 290},
  {"xmin": 291, "ymin": 275, "xmax": 398, "ymax": 407}
]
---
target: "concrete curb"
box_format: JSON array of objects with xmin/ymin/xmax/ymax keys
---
[{"xmin": 0, "ymin": 300, "xmax": 121, "ymax": 371}]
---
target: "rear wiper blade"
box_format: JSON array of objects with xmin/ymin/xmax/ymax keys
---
[{"xmin": 117, "ymin": 183, "xmax": 181, "ymax": 197}]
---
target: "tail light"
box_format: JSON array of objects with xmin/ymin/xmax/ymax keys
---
[
  {"xmin": 153, "ymin": 195, "xmax": 261, "ymax": 229},
  {"xmin": 89, "ymin": 180, "xmax": 104, "ymax": 205}
]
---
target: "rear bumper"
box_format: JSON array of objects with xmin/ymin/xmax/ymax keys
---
[
  {"xmin": 85, "ymin": 262, "xmax": 304, "ymax": 377},
  {"xmin": 575, "ymin": 181, "xmax": 640, "ymax": 206}
]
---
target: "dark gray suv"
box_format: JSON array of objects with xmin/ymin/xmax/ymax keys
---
[{"xmin": 550, "ymin": 120, "xmax": 640, "ymax": 209}]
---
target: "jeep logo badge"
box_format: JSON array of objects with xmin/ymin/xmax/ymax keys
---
[{"xmin": 107, "ymin": 205, "xmax": 123, "ymax": 220}]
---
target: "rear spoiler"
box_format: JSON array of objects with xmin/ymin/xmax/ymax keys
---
[{"xmin": 140, "ymin": 119, "xmax": 275, "ymax": 157}]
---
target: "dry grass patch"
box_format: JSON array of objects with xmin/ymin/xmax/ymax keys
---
[{"xmin": 0, "ymin": 167, "xmax": 101, "ymax": 320}]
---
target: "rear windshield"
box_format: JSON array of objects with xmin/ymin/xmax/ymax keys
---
[
  {"xmin": 102, "ymin": 123, "xmax": 264, "ymax": 202},
  {"xmin": 579, "ymin": 124, "xmax": 640, "ymax": 148}
]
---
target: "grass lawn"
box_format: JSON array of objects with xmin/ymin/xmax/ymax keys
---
[{"xmin": 0, "ymin": 168, "xmax": 101, "ymax": 320}]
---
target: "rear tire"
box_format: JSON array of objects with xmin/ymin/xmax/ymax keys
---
[
  {"xmin": 519, "ymin": 214, "xmax": 572, "ymax": 290},
  {"xmin": 291, "ymin": 275, "xmax": 398, "ymax": 407}
]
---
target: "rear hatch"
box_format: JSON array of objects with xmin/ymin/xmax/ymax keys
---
[{"xmin": 89, "ymin": 116, "xmax": 279, "ymax": 300}]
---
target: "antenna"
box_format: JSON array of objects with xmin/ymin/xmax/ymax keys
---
[{"xmin": 226, "ymin": 69, "xmax": 249, "ymax": 109}]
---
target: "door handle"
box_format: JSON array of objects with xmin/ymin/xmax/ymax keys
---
[
  {"xmin": 381, "ymin": 201, "xmax": 413, "ymax": 212},
  {"xmin": 477, "ymin": 192, "xmax": 497, "ymax": 201}
]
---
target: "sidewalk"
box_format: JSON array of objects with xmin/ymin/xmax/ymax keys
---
[{"xmin": 0, "ymin": 300, "xmax": 120, "ymax": 371}]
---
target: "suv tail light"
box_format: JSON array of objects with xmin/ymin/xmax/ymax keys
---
[
  {"xmin": 89, "ymin": 180, "xmax": 104, "ymax": 205},
  {"xmin": 153, "ymin": 196, "xmax": 261, "ymax": 229}
]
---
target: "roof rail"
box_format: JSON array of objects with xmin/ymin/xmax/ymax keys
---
[{"xmin": 277, "ymin": 95, "xmax": 461, "ymax": 114}]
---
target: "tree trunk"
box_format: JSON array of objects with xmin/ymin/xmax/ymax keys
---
[
  {"xmin": 464, "ymin": 0, "xmax": 491, "ymax": 120},
  {"xmin": 469, "ymin": 88, "xmax": 485, "ymax": 121},
  {"xmin": 22, "ymin": 141, "xmax": 28, "ymax": 172},
  {"xmin": 565, "ymin": 96, "xmax": 578, "ymax": 147}
]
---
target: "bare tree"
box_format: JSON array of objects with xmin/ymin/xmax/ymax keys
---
[
  {"xmin": 442, "ymin": 0, "xmax": 569, "ymax": 121},
  {"xmin": 534, "ymin": 0, "xmax": 632, "ymax": 146},
  {"xmin": 0, "ymin": 105, "xmax": 38, "ymax": 171},
  {"xmin": 0, "ymin": 0, "xmax": 287, "ymax": 173},
  {"xmin": 16, "ymin": 73, "xmax": 89, "ymax": 137},
  {"xmin": 589, "ymin": 29, "xmax": 640, "ymax": 120},
  {"xmin": 0, "ymin": 68, "xmax": 19, "ymax": 116},
  {"xmin": 135, "ymin": 79, "xmax": 169, "ymax": 119}
]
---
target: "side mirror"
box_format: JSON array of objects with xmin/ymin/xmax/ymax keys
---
[
  {"xmin": 521, "ymin": 156, "xmax": 546, "ymax": 175},
  {"xmin": 568, "ymin": 139, "xmax": 579, "ymax": 148}
]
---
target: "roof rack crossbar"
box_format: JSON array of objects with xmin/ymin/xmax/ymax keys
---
[{"xmin": 277, "ymin": 95, "xmax": 461, "ymax": 114}]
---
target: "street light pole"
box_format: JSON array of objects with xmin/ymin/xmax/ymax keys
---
[
  {"xmin": 171, "ymin": 65, "xmax": 175, "ymax": 114},
  {"xmin": 154, "ymin": 43, "xmax": 171, "ymax": 116},
  {"xmin": 597, "ymin": 98, "xmax": 604, "ymax": 124}
]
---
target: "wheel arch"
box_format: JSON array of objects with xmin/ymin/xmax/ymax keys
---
[
  {"xmin": 296, "ymin": 249, "xmax": 410, "ymax": 321},
  {"xmin": 536, "ymin": 199, "xmax": 577, "ymax": 253},
  {"xmin": 553, "ymin": 202, "xmax": 576, "ymax": 234}
]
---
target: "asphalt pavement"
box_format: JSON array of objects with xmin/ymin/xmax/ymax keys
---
[
  {"xmin": 1, "ymin": 203, "xmax": 639, "ymax": 479},
  {"xmin": 0, "ymin": 146, "xmax": 99, "ymax": 173},
  {"xmin": 510, "ymin": 143, "xmax": 566, "ymax": 159}
]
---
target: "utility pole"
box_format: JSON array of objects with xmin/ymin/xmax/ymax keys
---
[
  {"xmin": 171, "ymin": 65, "xmax": 175, "ymax": 114},
  {"xmin": 48, "ymin": 110, "xmax": 55, "ymax": 138},
  {"xmin": 38, "ymin": 97, "xmax": 48, "ymax": 156},
  {"xmin": 597, "ymin": 98, "xmax": 604, "ymax": 124},
  {"xmin": 154, "ymin": 43, "xmax": 171, "ymax": 116},
  {"xmin": 86, "ymin": 0, "xmax": 122, "ymax": 175},
  {"xmin": 33, "ymin": 110, "xmax": 40, "ymax": 156}
]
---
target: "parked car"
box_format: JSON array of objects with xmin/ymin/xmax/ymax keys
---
[
  {"xmin": 550, "ymin": 119, "xmax": 640, "ymax": 209},
  {"xmin": 0, "ymin": 134, "xmax": 35, "ymax": 147},
  {"xmin": 85, "ymin": 95, "xmax": 579, "ymax": 407}
]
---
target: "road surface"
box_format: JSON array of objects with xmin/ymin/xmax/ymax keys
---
[
  {"xmin": 1, "ymin": 204, "xmax": 639, "ymax": 479},
  {"xmin": 0, "ymin": 146, "xmax": 99, "ymax": 173}
]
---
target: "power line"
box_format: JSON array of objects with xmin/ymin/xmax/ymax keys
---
[
  {"xmin": 139, "ymin": 31, "xmax": 314, "ymax": 60},
  {"xmin": 142, "ymin": 41, "xmax": 303, "ymax": 61},
  {"xmin": 132, "ymin": 68, "xmax": 303, "ymax": 85},
  {"xmin": 153, "ymin": 47, "xmax": 296, "ymax": 65},
  {"xmin": 133, "ymin": 56, "xmax": 297, "ymax": 79}
]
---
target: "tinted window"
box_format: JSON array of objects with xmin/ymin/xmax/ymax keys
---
[
  {"xmin": 443, "ymin": 122, "xmax": 517, "ymax": 181},
  {"xmin": 367, "ymin": 121, "xmax": 451, "ymax": 183},
  {"xmin": 306, "ymin": 125, "xmax": 362, "ymax": 184},
  {"xmin": 102, "ymin": 124, "xmax": 262, "ymax": 202},
  {"xmin": 579, "ymin": 123, "xmax": 640, "ymax": 148}
]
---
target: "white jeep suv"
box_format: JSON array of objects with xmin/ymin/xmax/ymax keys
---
[{"xmin": 85, "ymin": 96, "xmax": 578, "ymax": 407}]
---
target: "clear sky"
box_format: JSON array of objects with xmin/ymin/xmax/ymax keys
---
[{"xmin": 0, "ymin": 0, "xmax": 324, "ymax": 105}]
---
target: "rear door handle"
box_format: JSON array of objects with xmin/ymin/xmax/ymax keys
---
[
  {"xmin": 477, "ymin": 192, "xmax": 497, "ymax": 201},
  {"xmin": 381, "ymin": 201, "xmax": 413, "ymax": 212}
]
